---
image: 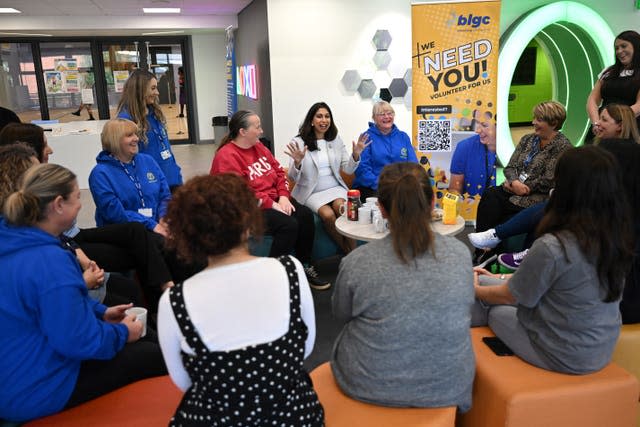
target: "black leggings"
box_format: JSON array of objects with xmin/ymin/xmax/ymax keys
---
[
  {"xmin": 263, "ymin": 199, "xmax": 314, "ymax": 264},
  {"xmin": 64, "ymin": 332, "xmax": 167, "ymax": 409}
]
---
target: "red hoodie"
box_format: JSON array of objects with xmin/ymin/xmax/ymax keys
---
[{"xmin": 210, "ymin": 141, "xmax": 290, "ymax": 209}]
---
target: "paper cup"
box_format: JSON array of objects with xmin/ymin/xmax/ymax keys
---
[
  {"xmin": 358, "ymin": 207, "xmax": 372, "ymax": 224},
  {"xmin": 365, "ymin": 197, "xmax": 378, "ymax": 205},
  {"xmin": 125, "ymin": 307, "xmax": 148, "ymax": 337}
]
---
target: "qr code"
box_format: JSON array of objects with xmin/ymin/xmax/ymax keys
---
[{"xmin": 417, "ymin": 119, "xmax": 452, "ymax": 152}]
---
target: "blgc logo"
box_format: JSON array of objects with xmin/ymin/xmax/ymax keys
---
[{"xmin": 457, "ymin": 14, "xmax": 491, "ymax": 28}]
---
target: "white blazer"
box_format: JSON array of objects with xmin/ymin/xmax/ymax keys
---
[{"xmin": 287, "ymin": 135, "xmax": 359, "ymax": 204}]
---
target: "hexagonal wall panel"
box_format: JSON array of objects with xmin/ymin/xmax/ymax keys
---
[
  {"xmin": 379, "ymin": 88, "xmax": 392, "ymax": 102},
  {"xmin": 403, "ymin": 68, "xmax": 412, "ymax": 87},
  {"xmin": 403, "ymin": 91, "xmax": 412, "ymax": 109},
  {"xmin": 373, "ymin": 51, "xmax": 391, "ymax": 70},
  {"xmin": 357, "ymin": 79, "xmax": 377, "ymax": 99},
  {"xmin": 372, "ymin": 29, "xmax": 392, "ymax": 51},
  {"xmin": 341, "ymin": 69, "xmax": 362, "ymax": 92},
  {"xmin": 389, "ymin": 78, "xmax": 408, "ymax": 97}
]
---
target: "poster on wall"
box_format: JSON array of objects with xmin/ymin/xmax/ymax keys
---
[
  {"xmin": 44, "ymin": 71, "xmax": 64, "ymax": 94},
  {"xmin": 113, "ymin": 70, "xmax": 130, "ymax": 93},
  {"xmin": 64, "ymin": 71, "xmax": 80, "ymax": 93},
  {"xmin": 412, "ymin": 0, "xmax": 500, "ymax": 222},
  {"xmin": 225, "ymin": 26, "xmax": 238, "ymax": 116},
  {"xmin": 54, "ymin": 58, "xmax": 77, "ymax": 72}
]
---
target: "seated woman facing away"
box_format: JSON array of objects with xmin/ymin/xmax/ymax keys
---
[
  {"xmin": 473, "ymin": 146, "xmax": 633, "ymax": 374},
  {"xmin": 286, "ymin": 102, "xmax": 369, "ymax": 254},
  {"xmin": 0, "ymin": 164, "xmax": 165, "ymax": 423},
  {"xmin": 331, "ymin": 162, "xmax": 475, "ymax": 412},
  {"xmin": 158, "ymin": 174, "xmax": 324, "ymax": 426}
]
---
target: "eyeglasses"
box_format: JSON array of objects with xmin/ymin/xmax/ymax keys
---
[{"xmin": 375, "ymin": 111, "xmax": 395, "ymax": 117}]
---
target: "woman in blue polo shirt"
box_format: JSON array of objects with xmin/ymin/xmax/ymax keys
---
[
  {"xmin": 89, "ymin": 118, "xmax": 171, "ymax": 237},
  {"xmin": 117, "ymin": 69, "xmax": 183, "ymax": 191}
]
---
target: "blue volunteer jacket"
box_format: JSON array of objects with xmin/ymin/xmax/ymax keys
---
[
  {"xmin": 352, "ymin": 122, "xmax": 418, "ymax": 190},
  {"xmin": 0, "ymin": 218, "xmax": 127, "ymax": 422},
  {"xmin": 89, "ymin": 151, "xmax": 171, "ymax": 231},
  {"xmin": 118, "ymin": 107, "xmax": 183, "ymax": 187}
]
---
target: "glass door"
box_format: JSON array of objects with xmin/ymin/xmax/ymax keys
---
[
  {"xmin": 0, "ymin": 42, "xmax": 41, "ymax": 123},
  {"xmin": 39, "ymin": 41, "xmax": 95, "ymax": 123},
  {"xmin": 101, "ymin": 39, "xmax": 189, "ymax": 143}
]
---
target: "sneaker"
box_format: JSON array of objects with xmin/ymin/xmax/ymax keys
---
[
  {"xmin": 474, "ymin": 252, "xmax": 497, "ymax": 269},
  {"xmin": 498, "ymin": 249, "xmax": 529, "ymax": 270},
  {"xmin": 468, "ymin": 228, "xmax": 501, "ymax": 249},
  {"xmin": 304, "ymin": 265, "xmax": 331, "ymax": 290}
]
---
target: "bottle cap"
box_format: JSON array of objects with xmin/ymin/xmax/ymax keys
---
[{"xmin": 347, "ymin": 189, "xmax": 360, "ymax": 197}]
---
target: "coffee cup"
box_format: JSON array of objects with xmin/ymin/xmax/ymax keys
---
[
  {"xmin": 125, "ymin": 307, "xmax": 148, "ymax": 337},
  {"xmin": 366, "ymin": 197, "xmax": 378, "ymax": 205},
  {"xmin": 358, "ymin": 207, "xmax": 372, "ymax": 224}
]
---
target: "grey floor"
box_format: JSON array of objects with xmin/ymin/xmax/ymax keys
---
[{"xmin": 77, "ymin": 142, "xmax": 477, "ymax": 370}]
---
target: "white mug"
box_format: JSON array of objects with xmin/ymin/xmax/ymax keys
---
[
  {"xmin": 366, "ymin": 197, "xmax": 378, "ymax": 205},
  {"xmin": 358, "ymin": 207, "xmax": 372, "ymax": 224},
  {"xmin": 125, "ymin": 307, "xmax": 148, "ymax": 338}
]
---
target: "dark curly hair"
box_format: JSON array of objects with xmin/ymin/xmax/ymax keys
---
[{"xmin": 164, "ymin": 174, "xmax": 263, "ymax": 263}]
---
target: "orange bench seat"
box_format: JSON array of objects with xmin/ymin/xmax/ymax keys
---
[
  {"xmin": 459, "ymin": 326, "xmax": 638, "ymax": 427},
  {"xmin": 24, "ymin": 375, "xmax": 182, "ymax": 427}
]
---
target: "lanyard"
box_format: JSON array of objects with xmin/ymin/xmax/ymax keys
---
[
  {"xmin": 523, "ymin": 136, "xmax": 541, "ymax": 170},
  {"xmin": 149, "ymin": 111, "xmax": 168, "ymax": 152},
  {"xmin": 115, "ymin": 156, "xmax": 146, "ymax": 208}
]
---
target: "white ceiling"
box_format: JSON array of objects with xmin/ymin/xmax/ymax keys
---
[
  {"xmin": 1, "ymin": 0, "xmax": 252, "ymax": 16},
  {"xmin": 0, "ymin": 0, "xmax": 252, "ymax": 36}
]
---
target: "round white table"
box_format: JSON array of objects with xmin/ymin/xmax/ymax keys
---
[{"xmin": 335, "ymin": 214, "xmax": 465, "ymax": 242}]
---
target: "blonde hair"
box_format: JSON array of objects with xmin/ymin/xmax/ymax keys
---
[
  {"xmin": 3, "ymin": 163, "xmax": 76, "ymax": 226},
  {"xmin": 100, "ymin": 118, "xmax": 139, "ymax": 156},
  {"xmin": 533, "ymin": 101, "xmax": 566, "ymax": 130},
  {"xmin": 601, "ymin": 103, "xmax": 640, "ymax": 144},
  {"xmin": 372, "ymin": 100, "xmax": 395, "ymax": 117}
]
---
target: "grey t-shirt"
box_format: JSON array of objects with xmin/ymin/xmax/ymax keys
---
[
  {"xmin": 331, "ymin": 234, "xmax": 475, "ymax": 412},
  {"xmin": 509, "ymin": 232, "xmax": 621, "ymax": 374}
]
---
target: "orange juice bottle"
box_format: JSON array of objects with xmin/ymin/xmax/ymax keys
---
[{"xmin": 442, "ymin": 192, "xmax": 460, "ymax": 225}]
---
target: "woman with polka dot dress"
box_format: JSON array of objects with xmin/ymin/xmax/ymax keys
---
[{"xmin": 157, "ymin": 174, "xmax": 324, "ymax": 426}]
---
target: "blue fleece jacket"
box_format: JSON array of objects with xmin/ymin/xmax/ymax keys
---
[
  {"xmin": 0, "ymin": 219, "xmax": 128, "ymax": 422},
  {"xmin": 118, "ymin": 107, "xmax": 183, "ymax": 187},
  {"xmin": 352, "ymin": 122, "xmax": 418, "ymax": 190},
  {"xmin": 89, "ymin": 151, "xmax": 171, "ymax": 230}
]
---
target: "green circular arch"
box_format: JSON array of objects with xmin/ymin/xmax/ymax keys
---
[{"xmin": 497, "ymin": 1, "xmax": 614, "ymax": 165}]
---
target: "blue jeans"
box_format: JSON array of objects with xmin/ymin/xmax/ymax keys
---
[{"xmin": 494, "ymin": 202, "xmax": 547, "ymax": 249}]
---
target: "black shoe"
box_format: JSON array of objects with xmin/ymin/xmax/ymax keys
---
[
  {"xmin": 178, "ymin": 114, "xmax": 185, "ymax": 118},
  {"xmin": 303, "ymin": 265, "xmax": 331, "ymax": 290},
  {"xmin": 88, "ymin": 116, "xmax": 95, "ymax": 121},
  {"xmin": 71, "ymin": 110, "xmax": 81, "ymax": 116}
]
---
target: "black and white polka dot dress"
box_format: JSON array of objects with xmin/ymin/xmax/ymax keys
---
[{"xmin": 168, "ymin": 255, "xmax": 324, "ymax": 426}]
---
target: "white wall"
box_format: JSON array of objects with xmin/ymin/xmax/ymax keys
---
[
  {"xmin": 267, "ymin": 0, "xmax": 412, "ymax": 164},
  {"xmin": 191, "ymin": 33, "xmax": 229, "ymax": 142}
]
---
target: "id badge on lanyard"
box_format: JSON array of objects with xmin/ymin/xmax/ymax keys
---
[
  {"xmin": 138, "ymin": 208, "xmax": 153, "ymax": 217},
  {"xmin": 160, "ymin": 149, "xmax": 172, "ymax": 160}
]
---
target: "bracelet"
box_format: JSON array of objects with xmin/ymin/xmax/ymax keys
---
[{"xmin": 499, "ymin": 274, "xmax": 506, "ymax": 280}]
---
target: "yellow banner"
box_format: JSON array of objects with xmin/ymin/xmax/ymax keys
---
[{"xmin": 412, "ymin": 0, "xmax": 500, "ymax": 221}]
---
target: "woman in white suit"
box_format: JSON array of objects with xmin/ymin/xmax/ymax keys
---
[{"xmin": 286, "ymin": 102, "xmax": 369, "ymax": 253}]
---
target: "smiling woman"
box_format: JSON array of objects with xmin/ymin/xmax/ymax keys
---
[{"xmin": 352, "ymin": 101, "xmax": 418, "ymax": 201}]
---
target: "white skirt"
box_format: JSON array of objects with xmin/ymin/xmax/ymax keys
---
[{"xmin": 305, "ymin": 186, "xmax": 348, "ymax": 212}]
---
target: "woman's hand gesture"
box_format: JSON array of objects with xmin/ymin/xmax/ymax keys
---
[
  {"xmin": 284, "ymin": 140, "xmax": 307, "ymax": 169},
  {"xmin": 352, "ymin": 133, "xmax": 371, "ymax": 161}
]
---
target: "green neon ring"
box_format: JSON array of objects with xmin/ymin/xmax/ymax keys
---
[{"xmin": 497, "ymin": 1, "xmax": 614, "ymax": 164}]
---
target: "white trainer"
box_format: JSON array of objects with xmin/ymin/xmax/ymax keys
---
[{"xmin": 468, "ymin": 228, "xmax": 501, "ymax": 249}]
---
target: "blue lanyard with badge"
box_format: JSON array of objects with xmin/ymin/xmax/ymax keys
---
[
  {"xmin": 150, "ymin": 115, "xmax": 172, "ymax": 161},
  {"xmin": 519, "ymin": 137, "xmax": 540, "ymax": 183},
  {"xmin": 116, "ymin": 156, "xmax": 153, "ymax": 218}
]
